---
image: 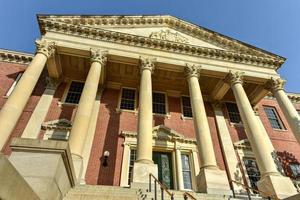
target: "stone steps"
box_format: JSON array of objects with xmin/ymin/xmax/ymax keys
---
[{"xmin": 64, "ymin": 185, "xmax": 266, "ymax": 200}]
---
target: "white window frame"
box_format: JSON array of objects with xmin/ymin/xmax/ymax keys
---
[
  {"xmin": 5, "ymin": 73, "xmax": 23, "ymax": 97},
  {"xmin": 180, "ymin": 95, "xmax": 193, "ymax": 120},
  {"xmin": 117, "ymin": 87, "xmax": 138, "ymax": 113},
  {"xmin": 263, "ymin": 106, "xmax": 286, "ymax": 130},
  {"xmin": 61, "ymin": 79, "xmax": 85, "ymax": 105},
  {"xmin": 152, "ymin": 91, "xmax": 169, "ymax": 117}
]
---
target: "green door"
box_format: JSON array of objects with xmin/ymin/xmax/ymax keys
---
[{"xmin": 153, "ymin": 152, "xmax": 174, "ymax": 189}]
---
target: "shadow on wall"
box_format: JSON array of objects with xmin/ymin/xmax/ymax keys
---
[
  {"xmin": 276, "ymin": 151, "xmax": 299, "ymax": 179},
  {"xmin": 97, "ymin": 96, "xmax": 121, "ymax": 185}
]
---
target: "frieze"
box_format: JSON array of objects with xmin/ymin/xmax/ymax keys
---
[{"xmin": 39, "ymin": 19, "xmax": 283, "ymax": 69}]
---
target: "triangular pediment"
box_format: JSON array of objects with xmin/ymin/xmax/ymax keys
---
[
  {"xmin": 42, "ymin": 119, "xmax": 72, "ymax": 130},
  {"xmin": 38, "ymin": 15, "xmax": 285, "ymax": 69}
]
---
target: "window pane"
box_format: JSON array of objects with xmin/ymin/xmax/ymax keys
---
[
  {"xmin": 128, "ymin": 149, "xmax": 137, "ymax": 185},
  {"xmin": 226, "ymin": 103, "xmax": 241, "ymax": 123},
  {"xmin": 290, "ymin": 163, "xmax": 300, "ymax": 178},
  {"xmin": 65, "ymin": 81, "xmax": 84, "ymax": 104},
  {"xmin": 181, "ymin": 154, "xmax": 192, "ymax": 189},
  {"xmin": 120, "ymin": 88, "xmax": 135, "ymax": 110},
  {"xmin": 243, "ymin": 158, "xmax": 260, "ymax": 192},
  {"xmin": 297, "ymin": 110, "xmax": 300, "ymax": 116},
  {"xmin": 182, "ymin": 96, "xmax": 193, "ymax": 117},
  {"xmin": 264, "ymin": 107, "xmax": 284, "ymax": 130},
  {"xmin": 153, "ymin": 92, "xmax": 166, "ymax": 114}
]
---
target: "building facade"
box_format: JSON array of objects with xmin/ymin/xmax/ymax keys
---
[{"xmin": 0, "ymin": 15, "xmax": 300, "ymax": 200}]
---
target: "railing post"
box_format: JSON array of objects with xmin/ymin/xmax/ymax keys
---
[
  {"xmin": 154, "ymin": 180, "xmax": 157, "ymax": 200},
  {"xmin": 184, "ymin": 194, "xmax": 188, "ymax": 200},
  {"xmin": 149, "ymin": 174, "xmax": 151, "ymax": 192},
  {"xmin": 161, "ymin": 186, "xmax": 164, "ymax": 200}
]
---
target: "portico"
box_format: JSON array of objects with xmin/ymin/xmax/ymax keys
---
[{"xmin": 0, "ymin": 15, "xmax": 299, "ymax": 199}]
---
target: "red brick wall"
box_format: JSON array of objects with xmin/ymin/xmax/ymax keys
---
[
  {"xmin": 1, "ymin": 60, "xmax": 299, "ymax": 185},
  {"xmin": 0, "ymin": 61, "xmax": 46, "ymax": 154}
]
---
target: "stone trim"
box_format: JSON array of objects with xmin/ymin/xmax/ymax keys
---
[
  {"xmin": 265, "ymin": 92, "xmax": 300, "ymax": 103},
  {"xmin": 0, "ymin": 49, "xmax": 33, "ymax": 64},
  {"xmin": 39, "ymin": 18, "xmax": 283, "ymax": 69},
  {"xmin": 38, "ymin": 15, "xmax": 284, "ymax": 64}
]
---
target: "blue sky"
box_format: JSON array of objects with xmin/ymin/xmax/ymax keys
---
[{"xmin": 0, "ymin": 0, "xmax": 299, "ymax": 92}]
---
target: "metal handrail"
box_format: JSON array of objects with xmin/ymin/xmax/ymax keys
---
[
  {"xmin": 149, "ymin": 173, "xmax": 174, "ymax": 200},
  {"xmin": 183, "ymin": 192, "xmax": 197, "ymax": 200},
  {"xmin": 230, "ymin": 180, "xmax": 279, "ymax": 200}
]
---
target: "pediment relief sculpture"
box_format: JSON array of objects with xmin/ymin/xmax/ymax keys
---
[{"xmin": 149, "ymin": 30, "xmax": 189, "ymax": 44}]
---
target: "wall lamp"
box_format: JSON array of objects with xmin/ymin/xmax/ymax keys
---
[{"xmin": 102, "ymin": 150, "xmax": 110, "ymax": 167}]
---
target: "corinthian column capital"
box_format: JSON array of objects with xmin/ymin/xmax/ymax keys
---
[
  {"xmin": 226, "ymin": 70, "xmax": 244, "ymax": 86},
  {"xmin": 36, "ymin": 39, "xmax": 55, "ymax": 58},
  {"xmin": 267, "ymin": 77, "xmax": 286, "ymax": 92},
  {"xmin": 140, "ymin": 57, "xmax": 156, "ymax": 73},
  {"xmin": 90, "ymin": 48, "xmax": 108, "ymax": 65},
  {"xmin": 184, "ymin": 63, "xmax": 201, "ymax": 79}
]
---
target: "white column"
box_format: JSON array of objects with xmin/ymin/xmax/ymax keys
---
[
  {"xmin": 80, "ymin": 91, "xmax": 102, "ymax": 184},
  {"xmin": 136, "ymin": 57, "xmax": 155, "ymax": 164},
  {"xmin": 131, "ymin": 57, "xmax": 158, "ymax": 187},
  {"xmin": 68, "ymin": 49, "xmax": 107, "ymax": 181},
  {"xmin": 22, "ymin": 77, "xmax": 60, "ymax": 139},
  {"xmin": 268, "ymin": 77, "xmax": 300, "ymax": 144},
  {"xmin": 175, "ymin": 145, "xmax": 184, "ymax": 190},
  {"xmin": 228, "ymin": 71, "xmax": 297, "ymax": 199},
  {"xmin": 0, "ymin": 40, "xmax": 55, "ymax": 150},
  {"xmin": 185, "ymin": 64, "xmax": 230, "ymax": 194}
]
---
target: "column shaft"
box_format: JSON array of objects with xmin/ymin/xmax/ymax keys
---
[
  {"xmin": 229, "ymin": 72, "xmax": 278, "ymax": 175},
  {"xmin": 136, "ymin": 58, "xmax": 155, "ymax": 163},
  {"xmin": 269, "ymin": 78, "xmax": 300, "ymax": 143},
  {"xmin": 0, "ymin": 40, "xmax": 55, "ymax": 150},
  {"xmin": 185, "ymin": 65, "xmax": 217, "ymax": 168},
  {"xmin": 175, "ymin": 147, "xmax": 184, "ymax": 190},
  {"xmin": 69, "ymin": 51, "xmax": 105, "ymax": 157}
]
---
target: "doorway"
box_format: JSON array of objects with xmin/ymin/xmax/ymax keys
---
[{"xmin": 153, "ymin": 151, "xmax": 174, "ymax": 189}]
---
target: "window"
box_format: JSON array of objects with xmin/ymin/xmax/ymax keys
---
[
  {"xmin": 243, "ymin": 158, "xmax": 260, "ymax": 192},
  {"xmin": 290, "ymin": 163, "xmax": 300, "ymax": 178},
  {"xmin": 226, "ymin": 103, "xmax": 241, "ymax": 123},
  {"xmin": 128, "ymin": 149, "xmax": 137, "ymax": 185},
  {"xmin": 181, "ymin": 154, "xmax": 192, "ymax": 189},
  {"xmin": 120, "ymin": 88, "xmax": 136, "ymax": 110},
  {"xmin": 65, "ymin": 81, "xmax": 84, "ymax": 104},
  {"xmin": 182, "ymin": 96, "xmax": 193, "ymax": 118},
  {"xmin": 6, "ymin": 73, "xmax": 23, "ymax": 96},
  {"xmin": 153, "ymin": 92, "xmax": 166, "ymax": 114},
  {"xmin": 297, "ymin": 110, "xmax": 300, "ymax": 116},
  {"xmin": 264, "ymin": 106, "xmax": 285, "ymax": 130}
]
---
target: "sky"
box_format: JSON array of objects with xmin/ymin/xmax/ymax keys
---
[{"xmin": 0, "ymin": 0, "xmax": 299, "ymax": 92}]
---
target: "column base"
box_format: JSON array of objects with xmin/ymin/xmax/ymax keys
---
[
  {"xmin": 198, "ymin": 167, "xmax": 232, "ymax": 195},
  {"xmin": 131, "ymin": 162, "xmax": 158, "ymax": 189},
  {"xmin": 257, "ymin": 173, "xmax": 297, "ymax": 199},
  {"xmin": 9, "ymin": 138, "xmax": 76, "ymax": 200}
]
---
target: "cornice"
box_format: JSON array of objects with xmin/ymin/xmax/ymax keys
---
[
  {"xmin": 265, "ymin": 92, "xmax": 300, "ymax": 103},
  {"xmin": 39, "ymin": 19, "xmax": 283, "ymax": 69},
  {"xmin": 0, "ymin": 49, "xmax": 33, "ymax": 65},
  {"xmin": 37, "ymin": 15, "xmax": 284, "ymax": 63}
]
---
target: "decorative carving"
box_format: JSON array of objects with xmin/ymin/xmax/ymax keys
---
[
  {"xmin": 140, "ymin": 57, "xmax": 156, "ymax": 73},
  {"xmin": 45, "ymin": 77, "xmax": 61, "ymax": 90},
  {"xmin": 267, "ymin": 77, "xmax": 286, "ymax": 92},
  {"xmin": 226, "ymin": 71, "xmax": 244, "ymax": 86},
  {"xmin": 184, "ymin": 63, "xmax": 201, "ymax": 79},
  {"xmin": 42, "ymin": 119, "xmax": 72, "ymax": 130},
  {"xmin": 90, "ymin": 48, "xmax": 108, "ymax": 65},
  {"xmin": 39, "ymin": 18, "xmax": 284, "ymax": 69},
  {"xmin": 36, "ymin": 39, "xmax": 55, "ymax": 58},
  {"xmin": 149, "ymin": 30, "xmax": 189, "ymax": 44}
]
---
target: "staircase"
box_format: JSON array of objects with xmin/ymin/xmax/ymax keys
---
[{"xmin": 63, "ymin": 185, "xmax": 267, "ymax": 200}]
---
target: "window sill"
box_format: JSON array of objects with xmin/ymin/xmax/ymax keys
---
[
  {"xmin": 272, "ymin": 128, "xmax": 288, "ymax": 132},
  {"xmin": 115, "ymin": 108, "xmax": 138, "ymax": 115},
  {"xmin": 2, "ymin": 95, "xmax": 9, "ymax": 99},
  {"xmin": 230, "ymin": 122, "xmax": 244, "ymax": 128},
  {"xmin": 58, "ymin": 101, "xmax": 78, "ymax": 107},
  {"xmin": 181, "ymin": 115, "xmax": 193, "ymax": 121}
]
